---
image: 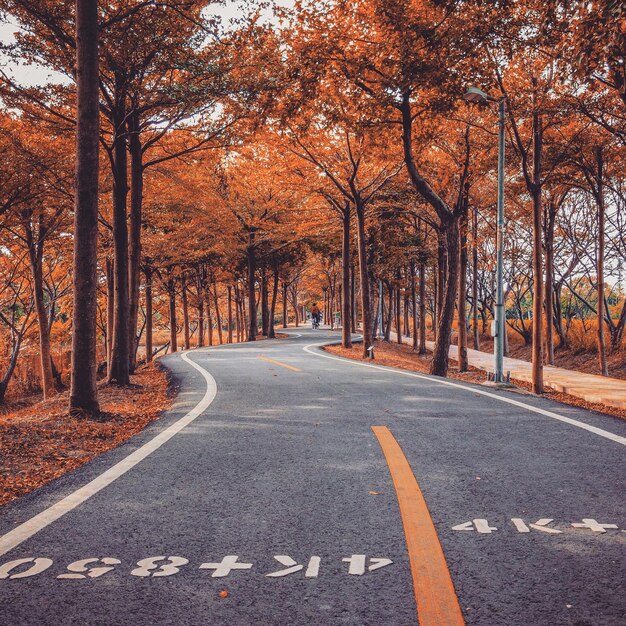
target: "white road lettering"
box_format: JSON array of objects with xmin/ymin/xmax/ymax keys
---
[
  {"xmin": 265, "ymin": 555, "xmax": 321, "ymax": 578},
  {"xmin": 342, "ymin": 555, "xmax": 393, "ymax": 575},
  {"xmin": 452, "ymin": 519, "xmax": 498, "ymax": 533},
  {"xmin": 131, "ymin": 556, "xmax": 188, "ymax": 577},
  {"xmin": 199, "ymin": 555, "xmax": 253, "ymax": 578},
  {"xmin": 57, "ymin": 557, "xmax": 120, "ymax": 579},
  {"xmin": 511, "ymin": 518, "xmax": 562, "ymax": 534},
  {"xmin": 571, "ymin": 519, "xmax": 619, "ymax": 533},
  {"xmin": 0, "ymin": 557, "xmax": 53, "ymax": 579}
]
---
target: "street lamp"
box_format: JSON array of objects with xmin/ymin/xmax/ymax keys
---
[{"xmin": 463, "ymin": 86, "xmax": 506, "ymax": 383}]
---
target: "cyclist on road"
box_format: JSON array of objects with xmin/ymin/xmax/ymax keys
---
[{"xmin": 310, "ymin": 303, "xmax": 321, "ymax": 329}]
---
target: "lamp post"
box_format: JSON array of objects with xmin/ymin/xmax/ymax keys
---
[{"xmin": 463, "ymin": 87, "xmax": 506, "ymax": 383}]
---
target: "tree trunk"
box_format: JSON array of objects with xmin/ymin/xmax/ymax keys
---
[
  {"xmin": 182, "ymin": 278, "xmax": 190, "ymax": 350},
  {"xmin": 168, "ymin": 278, "xmax": 178, "ymax": 354},
  {"xmin": 197, "ymin": 299, "xmax": 205, "ymax": 348},
  {"xmin": 355, "ymin": 203, "xmax": 374, "ymax": 357},
  {"xmin": 458, "ymin": 207, "xmax": 469, "ymax": 373},
  {"xmin": 418, "ymin": 260, "xmax": 427, "ymax": 354},
  {"xmin": 261, "ymin": 269, "xmax": 269, "ymax": 336},
  {"xmin": 269, "ymin": 266, "xmax": 279, "ymax": 339},
  {"xmin": 395, "ymin": 274, "xmax": 402, "ymax": 344},
  {"xmin": 70, "ymin": 0, "xmax": 100, "ymax": 414},
  {"xmin": 207, "ymin": 292, "xmax": 213, "ymax": 347},
  {"xmin": 26, "ymin": 225, "xmax": 55, "ymax": 398},
  {"xmin": 531, "ymin": 185, "xmax": 544, "ymax": 393},
  {"xmin": 472, "ymin": 204, "xmax": 480, "ymax": 350},
  {"xmin": 108, "ymin": 72, "xmax": 130, "ymax": 385},
  {"xmin": 341, "ymin": 209, "xmax": 352, "ymax": 348},
  {"xmin": 544, "ymin": 203, "xmax": 556, "ymax": 365},
  {"xmin": 227, "ymin": 285, "xmax": 233, "ymax": 343},
  {"xmin": 145, "ymin": 267, "xmax": 153, "ymax": 362},
  {"xmin": 128, "ymin": 110, "xmax": 143, "ymax": 373},
  {"xmin": 106, "ymin": 258, "xmax": 114, "ymax": 369},
  {"xmin": 213, "ymin": 280, "xmax": 223, "ymax": 345},
  {"xmin": 247, "ymin": 233, "xmax": 257, "ymax": 341},
  {"xmin": 595, "ymin": 147, "xmax": 608, "ymax": 376},
  {"xmin": 411, "ymin": 261, "xmax": 418, "ymax": 350},
  {"xmin": 282, "ymin": 281, "xmax": 288, "ymax": 328},
  {"xmin": 431, "ymin": 216, "xmax": 460, "ymax": 377},
  {"xmin": 350, "ymin": 262, "xmax": 356, "ymax": 333}
]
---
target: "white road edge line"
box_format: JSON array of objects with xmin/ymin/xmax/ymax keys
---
[
  {"xmin": 0, "ymin": 351, "xmax": 217, "ymax": 558},
  {"xmin": 303, "ymin": 342, "xmax": 626, "ymax": 447}
]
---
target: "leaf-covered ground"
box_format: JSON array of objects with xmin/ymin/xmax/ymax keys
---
[{"xmin": 0, "ymin": 364, "xmax": 173, "ymax": 506}]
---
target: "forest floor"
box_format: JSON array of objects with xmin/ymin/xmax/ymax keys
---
[
  {"xmin": 325, "ymin": 339, "xmax": 626, "ymax": 422},
  {"xmin": 0, "ymin": 363, "xmax": 173, "ymax": 506}
]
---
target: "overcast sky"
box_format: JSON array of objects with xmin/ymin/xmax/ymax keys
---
[{"xmin": 0, "ymin": 1, "xmax": 291, "ymax": 87}]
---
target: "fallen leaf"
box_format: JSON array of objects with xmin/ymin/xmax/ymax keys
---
[
  {"xmin": 219, "ymin": 590, "xmax": 229, "ymax": 599},
  {"xmin": 368, "ymin": 491, "xmax": 381, "ymax": 495}
]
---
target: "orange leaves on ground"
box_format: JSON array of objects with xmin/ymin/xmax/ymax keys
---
[{"xmin": 0, "ymin": 364, "xmax": 173, "ymax": 506}]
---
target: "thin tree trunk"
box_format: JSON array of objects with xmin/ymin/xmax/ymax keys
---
[
  {"xmin": 350, "ymin": 262, "xmax": 356, "ymax": 333},
  {"xmin": 182, "ymin": 278, "xmax": 190, "ymax": 350},
  {"xmin": 545, "ymin": 203, "xmax": 556, "ymax": 365},
  {"xmin": 213, "ymin": 280, "xmax": 223, "ymax": 345},
  {"xmin": 261, "ymin": 269, "xmax": 269, "ymax": 336},
  {"xmin": 227, "ymin": 285, "xmax": 233, "ymax": 344},
  {"xmin": 355, "ymin": 203, "xmax": 374, "ymax": 357},
  {"xmin": 145, "ymin": 267, "xmax": 153, "ymax": 363},
  {"xmin": 128, "ymin": 110, "xmax": 143, "ymax": 373},
  {"xmin": 106, "ymin": 258, "xmax": 114, "ymax": 368},
  {"xmin": 197, "ymin": 299, "xmax": 205, "ymax": 348},
  {"xmin": 247, "ymin": 232, "xmax": 257, "ymax": 341},
  {"xmin": 418, "ymin": 260, "xmax": 427, "ymax": 354},
  {"xmin": 472, "ymin": 204, "xmax": 480, "ymax": 350},
  {"xmin": 411, "ymin": 261, "xmax": 418, "ymax": 350},
  {"xmin": 206, "ymin": 291, "xmax": 213, "ymax": 347},
  {"xmin": 70, "ymin": 0, "xmax": 100, "ymax": 414},
  {"xmin": 341, "ymin": 209, "xmax": 352, "ymax": 348},
  {"xmin": 395, "ymin": 274, "xmax": 402, "ymax": 344},
  {"xmin": 431, "ymin": 216, "xmax": 460, "ymax": 376},
  {"xmin": 596, "ymin": 147, "xmax": 608, "ymax": 376},
  {"xmin": 108, "ymin": 72, "xmax": 130, "ymax": 385},
  {"xmin": 26, "ymin": 225, "xmax": 54, "ymax": 398},
  {"xmin": 531, "ymin": 185, "xmax": 544, "ymax": 393},
  {"xmin": 458, "ymin": 206, "xmax": 469, "ymax": 373},
  {"xmin": 282, "ymin": 281, "xmax": 288, "ymax": 328},
  {"xmin": 168, "ymin": 277, "xmax": 177, "ymax": 354},
  {"xmin": 269, "ymin": 266, "xmax": 279, "ymax": 339}
]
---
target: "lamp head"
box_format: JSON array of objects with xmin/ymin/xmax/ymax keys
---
[{"xmin": 463, "ymin": 86, "xmax": 495, "ymax": 104}]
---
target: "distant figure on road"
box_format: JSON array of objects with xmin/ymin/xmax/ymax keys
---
[{"xmin": 311, "ymin": 303, "xmax": 321, "ymax": 329}]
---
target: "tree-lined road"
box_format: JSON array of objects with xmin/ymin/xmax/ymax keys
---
[{"xmin": 0, "ymin": 330, "xmax": 624, "ymax": 625}]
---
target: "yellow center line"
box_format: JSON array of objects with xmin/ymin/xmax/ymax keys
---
[
  {"xmin": 372, "ymin": 426, "xmax": 465, "ymax": 626},
  {"xmin": 257, "ymin": 356, "xmax": 302, "ymax": 372}
]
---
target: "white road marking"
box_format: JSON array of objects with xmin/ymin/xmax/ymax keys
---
[
  {"xmin": 343, "ymin": 554, "xmax": 366, "ymax": 575},
  {"xmin": 571, "ymin": 519, "xmax": 619, "ymax": 533},
  {"xmin": 200, "ymin": 555, "xmax": 253, "ymax": 577},
  {"xmin": 368, "ymin": 557, "xmax": 393, "ymax": 572},
  {"xmin": 452, "ymin": 519, "xmax": 497, "ymax": 533},
  {"xmin": 0, "ymin": 351, "xmax": 218, "ymax": 558},
  {"xmin": 0, "ymin": 557, "xmax": 53, "ymax": 579},
  {"xmin": 303, "ymin": 342, "xmax": 626, "ymax": 446},
  {"xmin": 130, "ymin": 556, "xmax": 189, "ymax": 577},
  {"xmin": 511, "ymin": 518, "xmax": 562, "ymax": 534},
  {"xmin": 57, "ymin": 557, "xmax": 120, "ymax": 579}
]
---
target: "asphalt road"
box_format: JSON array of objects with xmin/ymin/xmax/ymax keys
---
[{"xmin": 0, "ymin": 328, "xmax": 624, "ymax": 625}]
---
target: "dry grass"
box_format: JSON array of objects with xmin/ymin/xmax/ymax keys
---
[
  {"xmin": 0, "ymin": 363, "xmax": 173, "ymax": 506},
  {"xmin": 325, "ymin": 339, "xmax": 626, "ymax": 421}
]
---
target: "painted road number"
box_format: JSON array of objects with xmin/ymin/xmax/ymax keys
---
[{"xmin": 0, "ymin": 554, "xmax": 393, "ymax": 581}]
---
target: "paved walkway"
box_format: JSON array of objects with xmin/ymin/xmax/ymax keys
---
[{"xmin": 423, "ymin": 340, "xmax": 626, "ymax": 410}]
